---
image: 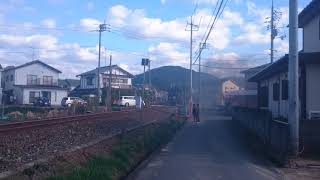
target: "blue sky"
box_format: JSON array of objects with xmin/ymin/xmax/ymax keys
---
[{"xmin": 0, "ymin": 0, "xmax": 312, "ymax": 78}]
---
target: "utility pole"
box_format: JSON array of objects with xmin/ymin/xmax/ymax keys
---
[
  {"xmin": 288, "ymin": 0, "xmax": 299, "ymax": 156},
  {"xmin": 186, "ymin": 16, "xmax": 199, "ymax": 116},
  {"xmin": 97, "ymin": 23, "xmax": 107, "ymax": 104},
  {"xmin": 148, "ymin": 60, "xmax": 151, "ymax": 88},
  {"xmin": 270, "ymin": 0, "xmax": 275, "ymax": 63},
  {"xmin": 108, "ymin": 54, "xmax": 112, "ymax": 111}
]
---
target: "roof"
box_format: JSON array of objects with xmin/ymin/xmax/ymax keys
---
[
  {"xmin": 299, "ymin": 0, "xmax": 320, "ymax": 28},
  {"xmin": 240, "ymin": 63, "xmax": 271, "ymax": 74},
  {"xmin": 2, "ymin": 60, "xmax": 62, "ymax": 73},
  {"xmin": 249, "ymin": 52, "xmax": 320, "ymax": 82},
  {"xmin": 76, "ymin": 65, "xmax": 134, "ymax": 78},
  {"xmin": 59, "ymin": 79, "xmax": 80, "ymax": 87}
]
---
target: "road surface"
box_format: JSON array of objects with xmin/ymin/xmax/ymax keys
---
[{"xmin": 129, "ymin": 110, "xmax": 283, "ymax": 180}]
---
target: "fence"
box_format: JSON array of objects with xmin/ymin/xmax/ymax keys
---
[
  {"xmin": 301, "ymin": 120, "xmax": 320, "ymax": 155},
  {"xmin": 232, "ymin": 107, "xmax": 289, "ymax": 165}
]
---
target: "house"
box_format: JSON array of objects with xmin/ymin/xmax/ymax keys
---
[
  {"xmin": 59, "ymin": 79, "xmax": 80, "ymax": 92},
  {"xmin": 74, "ymin": 65, "xmax": 134, "ymax": 97},
  {"xmin": 234, "ymin": 63, "xmax": 271, "ymax": 108},
  {"xmin": 1, "ymin": 60, "xmax": 68, "ymax": 105},
  {"xmin": 249, "ymin": 0, "xmax": 320, "ymax": 119},
  {"xmin": 0, "ymin": 64, "xmax": 3, "ymax": 105}
]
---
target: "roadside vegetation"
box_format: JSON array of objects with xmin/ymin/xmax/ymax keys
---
[{"xmin": 47, "ymin": 118, "xmax": 185, "ymax": 180}]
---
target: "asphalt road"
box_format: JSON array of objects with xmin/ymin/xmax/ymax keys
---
[{"xmin": 129, "ymin": 110, "xmax": 283, "ymax": 180}]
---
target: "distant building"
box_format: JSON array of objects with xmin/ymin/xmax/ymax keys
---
[
  {"xmin": 249, "ymin": 0, "xmax": 320, "ymax": 119},
  {"xmin": 234, "ymin": 63, "xmax": 271, "ymax": 108},
  {"xmin": 74, "ymin": 65, "xmax": 134, "ymax": 97},
  {"xmin": 1, "ymin": 60, "xmax": 68, "ymax": 105}
]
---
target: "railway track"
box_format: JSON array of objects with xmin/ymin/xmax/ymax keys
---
[{"xmin": 0, "ymin": 109, "xmax": 135, "ymax": 133}]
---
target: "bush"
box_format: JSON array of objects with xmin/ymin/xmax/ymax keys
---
[
  {"xmin": 26, "ymin": 111, "xmax": 37, "ymax": 120},
  {"xmin": 8, "ymin": 111, "xmax": 24, "ymax": 121},
  {"xmin": 48, "ymin": 119, "xmax": 185, "ymax": 180},
  {"xmin": 47, "ymin": 109, "xmax": 60, "ymax": 118}
]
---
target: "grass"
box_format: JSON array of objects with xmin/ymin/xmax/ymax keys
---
[{"xmin": 47, "ymin": 119, "xmax": 185, "ymax": 180}]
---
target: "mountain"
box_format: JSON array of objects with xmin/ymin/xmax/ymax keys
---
[{"xmin": 133, "ymin": 66, "xmax": 221, "ymax": 106}]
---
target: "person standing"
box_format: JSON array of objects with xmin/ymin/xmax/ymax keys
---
[
  {"xmin": 196, "ymin": 104, "xmax": 200, "ymax": 122},
  {"xmin": 192, "ymin": 104, "xmax": 197, "ymax": 122}
]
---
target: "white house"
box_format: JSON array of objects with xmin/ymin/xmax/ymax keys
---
[
  {"xmin": 75, "ymin": 65, "xmax": 134, "ymax": 96},
  {"xmin": 249, "ymin": 0, "xmax": 320, "ymax": 119},
  {"xmin": 1, "ymin": 60, "xmax": 68, "ymax": 105}
]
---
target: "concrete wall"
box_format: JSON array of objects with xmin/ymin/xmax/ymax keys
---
[
  {"xmin": 306, "ymin": 64, "xmax": 320, "ymax": 117},
  {"xmin": 21, "ymin": 88, "xmax": 67, "ymax": 105},
  {"xmin": 303, "ymin": 15, "xmax": 320, "ymax": 53}
]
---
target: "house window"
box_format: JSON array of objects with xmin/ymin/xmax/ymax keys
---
[
  {"xmin": 29, "ymin": 91, "xmax": 40, "ymax": 103},
  {"xmin": 10, "ymin": 75, "xmax": 13, "ymax": 81},
  {"xmin": 260, "ymin": 86, "xmax": 269, "ymax": 107},
  {"xmin": 273, "ymin": 83, "xmax": 280, "ymax": 101},
  {"xmin": 27, "ymin": 75, "xmax": 38, "ymax": 85},
  {"xmin": 6, "ymin": 75, "xmax": 9, "ymax": 82},
  {"xmin": 43, "ymin": 76, "xmax": 53, "ymax": 85},
  {"xmin": 86, "ymin": 77, "xmax": 94, "ymax": 86},
  {"xmin": 282, "ymin": 80, "xmax": 288, "ymax": 100}
]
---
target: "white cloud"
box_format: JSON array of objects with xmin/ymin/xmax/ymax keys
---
[
  {"xmin": 41, "ymin": 18, "xmax": 56, "ymax": 29},
  {"xmin": 148, "ymin": 42, "xmax": 188, "ymax": 67},
  {"xmin": 80, "ymin": 18, "xmax": 101, "ymax": 31}
]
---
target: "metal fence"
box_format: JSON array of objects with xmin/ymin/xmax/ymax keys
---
[{"xmin": 232, "ymin": 107, "xmax": 289, "ymax": 165}]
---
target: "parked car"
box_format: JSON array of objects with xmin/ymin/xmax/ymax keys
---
[
  {"xmin": 33, "ymin": 97, "xmax": 51, "ymax": 107},
  {"xmin": 61, "ymin": 97, "xmax": 87, "ymax": 107},
  {"xmin": 118, "ymin": 96, "xmax": 136, "ymax": 107}
]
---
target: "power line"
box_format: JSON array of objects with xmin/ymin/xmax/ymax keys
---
[{"xmin": 194, "ymin": 0, "xmax": 229, "ymax": 64}]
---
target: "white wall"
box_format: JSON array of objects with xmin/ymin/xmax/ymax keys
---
[
  {"xmin": 261, "ymin": 72, "xmax": 289, "ymax": 118},
  {"xmin": 15, "ymin": 63, "xmax": 59, "ymax": 85},
  {"xmin": 22, "ymin": 88, "xmax": 67, "ymax": 105},
  {"xmin": 303, "ymin": 15, "xmax": 320, "ymax": 53},
  {"xmin": 306, "ymin": 64, "xmax": 320, "ymax": 116}
]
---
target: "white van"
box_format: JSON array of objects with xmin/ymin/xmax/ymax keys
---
[{"xmin": 118, "ymin": 96, "xmax": 136, "ymax": 107}]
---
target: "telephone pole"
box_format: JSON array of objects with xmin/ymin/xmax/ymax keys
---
[
  {"xmin": 270, "ymin": 0, "xmax": 275, "ymax": 63},
  {"xmin": 186, "ymin": 17, "xmax": 199, "ymax": 116},
  {"xmin": 148, "ymin": 60, "xmax": 151, "ymax": 88},
  {"xmin": 108, "ymin": 54, "xmax": 112, "ymax": 111},
  {"xmin": 97, "ymin": 23, "xmax": 107, "ymax": 103},
  {"xmin": 288, "ymin": 0, "xmax": 299, "ymax": 156}
]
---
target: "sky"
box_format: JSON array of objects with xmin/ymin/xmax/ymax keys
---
[{"xmin": 0, "ymin": 0, "xmax": 312, "ymax": 78}]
